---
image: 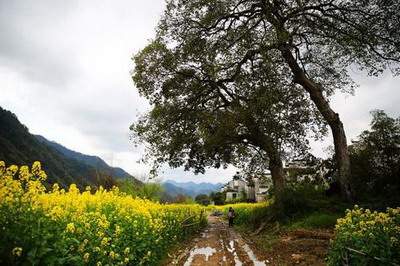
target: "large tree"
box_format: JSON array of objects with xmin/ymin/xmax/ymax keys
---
[
  {"xmin": 131, "ymin": 41, "xmax": 325, "ymax": 200},
  {"xmin": 148, "ymin": 0, "xmax": 400, "ymax": 200},
  {"xmin": 350, "ymin": 110, "xmax": 400, "ymax": 199}
]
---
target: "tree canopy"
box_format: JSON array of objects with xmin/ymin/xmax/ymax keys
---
[
  {"xmin": 132, "ymin": 39, "xmax": 326, "ymax": 196},
  {"xmin": 350, "ymin": 110, "xmax": 400, "ymax": 201},
  {"xmin": 132, "ymin": 0, "xmax": 400, "ymax": 200}
]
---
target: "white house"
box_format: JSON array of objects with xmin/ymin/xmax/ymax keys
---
[
  {"xmin": 221, "ymin": 175, "xmax": 271, "ymax": 202},
  {"xmin": 223, "ymin": 179, "xmax": 248, "ymax": 201}
]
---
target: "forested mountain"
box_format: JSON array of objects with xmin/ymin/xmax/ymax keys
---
[
  {"xmin": 35, "ymin": 135, "xmax": 133, "ymax": 180},
  {"xmin": 0, "ymin": 106, "xmax": 139, "ymax": 188},
  {"xmin": 163, "ymin": 180, "xmax": 223, "ymax": 197}
]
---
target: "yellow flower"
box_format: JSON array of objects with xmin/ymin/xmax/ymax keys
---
[
  {"xmin": 0, "ymin": 161, "xmax": 209, "ymax": 265},
  {"xmin": 0, "ymin": 161, "xmax": 5, "ymax": 174},
  {"xmin": 66, "ymin": 223, "xmax": 75, "ymax": 233},
  {"xmin": 124, "ymin": 247, "xmax": 130, "ymax": 255},
  {"xmin": 83, "ymin": 252, "xmax": 90, "ymax": 262},
  {"xmin": 12, "ymin": 247, "xmax": 23, "ymax": 257},
  {"xmin": 101, "ymin": 237, "xmax": 109, "ymax": 246},
  {"xmin": 115, "ymin": 225, "xmax": 122, "ymax": 236}
]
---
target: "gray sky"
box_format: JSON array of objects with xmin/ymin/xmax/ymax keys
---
[{"xmin": 0, "ymin": 0, "xmax": 399, "ymax": 184}]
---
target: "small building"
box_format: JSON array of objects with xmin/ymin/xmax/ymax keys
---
[
  {"xmin": 221, "ymin": 174, "xmax": 271, "ymax": 202},
  {"xmin": 225, "ymin": 189, "xmax": 239, "ymax": 201}
]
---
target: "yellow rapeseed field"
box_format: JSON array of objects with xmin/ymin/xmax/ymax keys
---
[
  {"xmin": 208, "ymin": 201, "xmax": 270, "ymax": 225},
  {"xmin": 0, "ymin": 161, "xmax": 206, "ymax": 265}
]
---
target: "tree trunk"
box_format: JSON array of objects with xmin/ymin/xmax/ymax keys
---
[
  {"xmin": 246, "ymin": 120, "xmax": 287, "ymax": 207},
  {"xmin": 269, "ymin": 158, "xmax": 285, "ymax": 200},
  {"xmin": 269, "ymin": 156, "xmax": 285, "ymax": 217},
  {"xmin": 280, "ymin": 47, "xmax": 353, "ymax": 201}
]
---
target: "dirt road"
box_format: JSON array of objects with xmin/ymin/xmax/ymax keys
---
[{"xmin": 167, "ymin": 216, "xmax": 268, "ymax": 266}]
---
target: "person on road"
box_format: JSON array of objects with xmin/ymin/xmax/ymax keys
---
[{"xmin": 228, "ymin": 207, "xmax": 235, "ymax": 227}]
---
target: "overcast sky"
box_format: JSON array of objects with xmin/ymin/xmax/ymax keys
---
[{"xmin": 0, "ymin": 0, "xmax": 399, "ymax": 184}]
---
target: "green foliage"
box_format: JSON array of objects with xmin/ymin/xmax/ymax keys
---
[
  {"xmin": 117, "ymin": 177, "xmax": 140, "ymax": 196},
  {"xmin": 134, "ymin": 0, "xmax": 400, "ymax": 202},
  {"xmin": 215, "ymin": 202, "xmax": 271, "ymax": 226},
  {"xmin": 209, "ymin": 191, "xmax": 225, "ymax": 205},
  {"xmin": 225, "ymin": 196, "xmax": 248, "ymax": 204},
  {"xmin": 328, "ymin": 206, "xmax": 400, "ymax": 266},
  {"xmin": 288, "ymin": 212, "xmax": 342, "ymax": 229},
  {"xmin": 131, "ymin": 1, "xmax": 328, "ymax": 187},
  {"xmin": 195, "ymin": 194, "xmax": 210, "ymax": 206},
  {"xmin": 349, "ymin": 110, "xmax": 400, "ymax": 203},
  {"xmin": 161, "ymin": 193, "xmax": 195, "ymax": 204},
  {"xmin": 279, "ymin": 183, "xmax": 324, "ymax": 217},
  {"xmin": 139, "ymin": 183, "xmax": 164, "ymax": 202},
  {"xmin": 270, "ymin": 181, "xmax": 349, "ymax": 224},
  {"xmin": 118, "ymin": 178, "xmax": 164, "ymax": 202}
]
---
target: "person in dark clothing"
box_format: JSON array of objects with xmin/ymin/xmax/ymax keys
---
[{"xmin": 228, "ymin": 207, "xmax": 235, "ymax": 227}]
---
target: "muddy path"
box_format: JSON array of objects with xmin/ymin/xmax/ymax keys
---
[{"xmin": 166, "ymin": 216, "xmax": 268, "ymax": 266}]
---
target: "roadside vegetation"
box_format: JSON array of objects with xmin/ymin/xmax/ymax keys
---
[{"xmin": 0, "ymin": 162, "xmax": 206, "ymax": 265}]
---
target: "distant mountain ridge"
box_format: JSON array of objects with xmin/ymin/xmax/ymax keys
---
[
  {"xmin": 163, "ymin": 180, "xmax": 223, "ymax": 197},
  {"xmin": 35, "ymin": 135, "xmax": 132, "ymax": 179},
  {"xmin": 0, "ymin": 106, "xmax": 139, "ymax": 188}
]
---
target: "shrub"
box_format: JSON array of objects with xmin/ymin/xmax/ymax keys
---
[
  {"xmin": 288, "ymin": 212, "xmax": 341, "ymax": 229},
  {"xmin": 327, "ymin": 206, "xmax": 400, "ymax": 265},
  {"xmin": 275, "ymin": 182, "xmax": 348, "ymax": 221},
  {"xmin": 0, "ymin": 161, "xmax": 206, "ymax": 265}
]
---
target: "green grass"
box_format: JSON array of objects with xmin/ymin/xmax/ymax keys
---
[{"xmin": 286, "ymin": 211, "xmax": 343, "ymax": 230}]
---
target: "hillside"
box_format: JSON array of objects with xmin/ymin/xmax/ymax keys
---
[
  {"xmin": 35, "ymin": 135, "xmax": 134, "ymax": 180},
  {"xmin": 0, "ymin": 106, "xmax": 139, "ymax": 188}
]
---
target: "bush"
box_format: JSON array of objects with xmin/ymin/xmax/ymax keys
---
[
  {"xmin": 327, "ymin": 206, "xmax": 400, "ymax": 265},
  {"xmin": 274, "ymin": 182, "xmax": 348, "ymax": 221},
  {"xmin": 278, "ymin": 183, "xmax": 323, "ymax": 217},
  {"xmin": 0, "ymin": 161, "xmax": 206, "ymax": 265},
  {"xmin": 288, "ymin": 212, "xmax": 341, "ymax": 229}
]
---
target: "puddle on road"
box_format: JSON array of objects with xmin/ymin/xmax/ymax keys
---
[
  {"xmin": 228, "ymin": 240, "xmax": 243, "ymax": 266},
  {"xmin": 183, "ymin": 246, "xmax": 216, "ymax": 266},
  {"xmin": 242, "ymin": 244, "xmax": 266, "ymax": 266}
]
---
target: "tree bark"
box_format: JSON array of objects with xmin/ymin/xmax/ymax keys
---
[
  {"xmin": 269, "ymin": 155, "xmax": 286, "ymax": 216},
  {"xmin": 247, "ymin": 123, "xmax": 286, "ymax": 202},
  {"xmin": 280, "ymin": 46, "xmax": 353, "ymax": 201},
  {"xmin": 269, "ymin": 158, "xmax": 285, "ymax": 200}
]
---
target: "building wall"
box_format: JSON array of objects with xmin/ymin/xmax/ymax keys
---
[
  {"xmin": 223, "ymin": 177, "xmax": 270, "ymax": 202},
  {"xmin": 226, "ymin": 192, "xmax": 238, "ymax": 201},
  {"xmin": 256, "ymin": 193, "xmax": 266, "ymax": 202}
]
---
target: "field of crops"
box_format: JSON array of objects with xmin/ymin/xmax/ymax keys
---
[
  {"xmin": 210, "ymin": 202, "xmax": 270, "ymax": 225},
  {"xmin": 0, "ymin": 161, "xmax": 206, "ymax": 265}
]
